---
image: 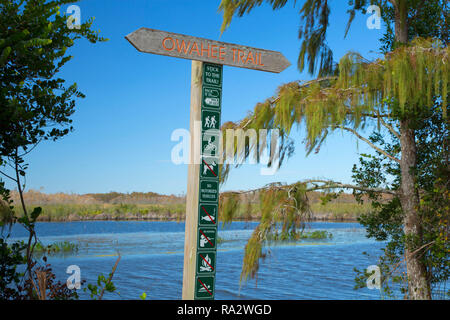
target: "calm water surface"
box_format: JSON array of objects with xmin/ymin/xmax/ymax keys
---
[{"xmin": 6, "ymin": 221, "xmax": 386, "ymax": 300}]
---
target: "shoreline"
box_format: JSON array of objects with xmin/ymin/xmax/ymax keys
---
[{"xmin": 34, "ymin": 213, "xmax": 359, "ymax": 223}]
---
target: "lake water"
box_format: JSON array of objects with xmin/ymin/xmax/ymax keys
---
[{"xmin": 5, "ymin": 221, "xmax": 387, "ymax": 300}]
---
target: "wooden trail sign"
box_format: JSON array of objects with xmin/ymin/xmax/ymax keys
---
[
  {"xmin": 126, "ymin": 28, "xmax": 290, "ymax": 73},
  {"xmin": 125, "ymin": 27, "xmax": 289, "ymax": 300}
]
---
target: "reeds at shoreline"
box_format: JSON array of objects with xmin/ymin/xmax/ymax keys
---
[{"xmin": 8, "ymin": 190, "xmax": 373, "ymax": 222}]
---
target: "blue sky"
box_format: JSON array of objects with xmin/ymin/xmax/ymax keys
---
[{"xmin": 7, "ymin": 0, "xmax": 387, "ymax": 195}]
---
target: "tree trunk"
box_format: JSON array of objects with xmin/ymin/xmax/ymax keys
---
[
  {"xmin": 394, "ymin": 0, "xmax": 408, "ymax": 44},
  {"xmin": 399, "ymin": 120, "xmax": 431, "ymax": 299},
  {"xmin": 394, "ymin": 0, "xmax": 431, "ymax": 300}
]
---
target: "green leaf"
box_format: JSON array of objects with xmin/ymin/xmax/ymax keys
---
[
  {"xmin": 30, "ymin": 207, "xmax": 42, "ymax": 221},
  {"xmin": 17, "ymin": 215, "xmax": 30, "ymax": 226},
  {"xmin": 0, "ymin": 46, "xmax": 12, "ymax": 65}
]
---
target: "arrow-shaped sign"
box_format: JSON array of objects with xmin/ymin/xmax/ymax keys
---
[{"xmin": 125, "ymin": 28, "xmax": 290, "ymax": 73}]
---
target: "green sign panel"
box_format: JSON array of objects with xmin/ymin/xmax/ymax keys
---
[
  {"xmin": 199, "ymin": 180, "xmax": 219, "ymax": 203},
  {"xmin": 195, "ymin": 63, "xmax": 222, "ymax": 300},
  {"xmin": 196, "ymin": 251, "xmax": 216, "ymax": 275},
  {"xmin": 198, "ymin": 203, "xmax": 217, "ymax": 226},
  {"xmin": 201, "ymin": 110, "xmax": 220, "ymax": 131},
  {"xmin": 201, "ymin": 131, "xmax": 220, "ymax": 157},
  {"xmin": 195, "ymin": 276, "xmax": 215, "ymax": 299},
  {"xmin": 201, "ymin": 157, "xmax": 219, "ymax": 179},
  {"xmin": 198, "ymin": 227, "xmax": 217, "ymax": 250},
  {"xmin": 203, "ymin": 64, "xmax": 222, "ymax": 87},
  {"xmin": 202, "ymin": 86, "xmax": 221, "ymax": 110}
]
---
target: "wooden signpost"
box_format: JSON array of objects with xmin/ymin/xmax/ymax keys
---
[
  {"xmin": 126, "ymin": 28, "xmax": 290, "ymax": 300},
  {"xmin": 126, "ymin": 28, "xmax": 290, "ymax": 73}
]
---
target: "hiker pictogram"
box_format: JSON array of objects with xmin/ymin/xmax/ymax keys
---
[
  {"xmin": 202, "ymin": 110, "xmax": 221, "ymax": 132},
  {"xmin": 204, "ymin": 115, "xmax": 217, "ymax": 129}
]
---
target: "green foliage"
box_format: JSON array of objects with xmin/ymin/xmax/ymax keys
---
[
  {"xmin": 84, "ymin": 271, "xmax": 119, "ymax": 300},
  {"xmin": 300, "ymin": 230, "xmax": 332, "ymax": 240},
  {"xmin": 0, "ymin": 238, "xmax": 26, "ymax": 299},
  {"xmin": 0, "ymin": 0, "xmax": 107, "ymax": 160},
  {"xmin": 220, "ymin": 0, "xmax": 334, "ymax": 75},
  {"xmin": 220, "ymin": 183, "xmax": 313, "ymax": 283},
  {"xmin": 318, "ymin": 192, "xmax": 340, "ymax": 205},
  {"xmin": 217, "ymin": 1, "xmax": 448, "ymax": 299},
  {"xmin": 0, "ymin": 196, "xmax": 14, "ymax": 226},
  {"xmin": 346, "ymin": 0, "xmax": 448, "ymax": 51},
  {"xmin": 0, "ymin": 0, "xmax": 106, "ymax": 300},
  {"xmin": 221, "ymin": 183, "xmax": 371, "ymax": 283},
  {"xmin": 0, "ymin": 245, "xmax": 81, "ymax": 300},
  {"xmin": 352, "ymin": 109, "xmax": 449, "ymax": 298},
  {"xmin": 267, "ymin": 229, "xmax": 333, "ymax": 241},
  {"xmin": 219, "ymin": 1, "xmax": 449, "ymax": 162},
  {"xmin": 84, "ymin": 255, "xmax": 120, "ymax": 300},
  {"xmin": 219, "ymin": 192, "xmax": 240, "ymax": 226},
  {"xmin": 241, "ymin": 224, "xmax": 265, "ymax": 282},
  {"xmin": 24, "ymin": 259, "xmax": 81, "ymax": 300},
  {"xmin": 227, "ymin": 38, "xmax": 448, "ymax": 162},
  {"xmin": 220, "ymin": 0, "xmax": 448, "ymax": 75},
  {"xmin": 339, "ymin": 38, "xmax": 448, "ymax": 116},
  {"xmin": 33, "ymin": 241, "xmax": 79, "ymax": 256}
]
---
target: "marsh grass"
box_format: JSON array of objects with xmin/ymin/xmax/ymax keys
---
[
  {"xmin": 12, "ymin": 202, "xmax": 370, "ymax": 221},
  {"xmin": 311, "ymin": 202, "xmax": 372, "ymax": 219},
  {"xmin": 34, "ymin": 241, "xmax": 79, "ymax": 256},
  {"xmin": 12, "ymin": 203, "xmax": 185, "ymax": 221},
  {"xmin": 267, "ymin": 230, "xmax": 333, "ymax": 241},
  {"xmin": 7, "ymin": 190, "xmax": 372, "ymax": 222}
]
